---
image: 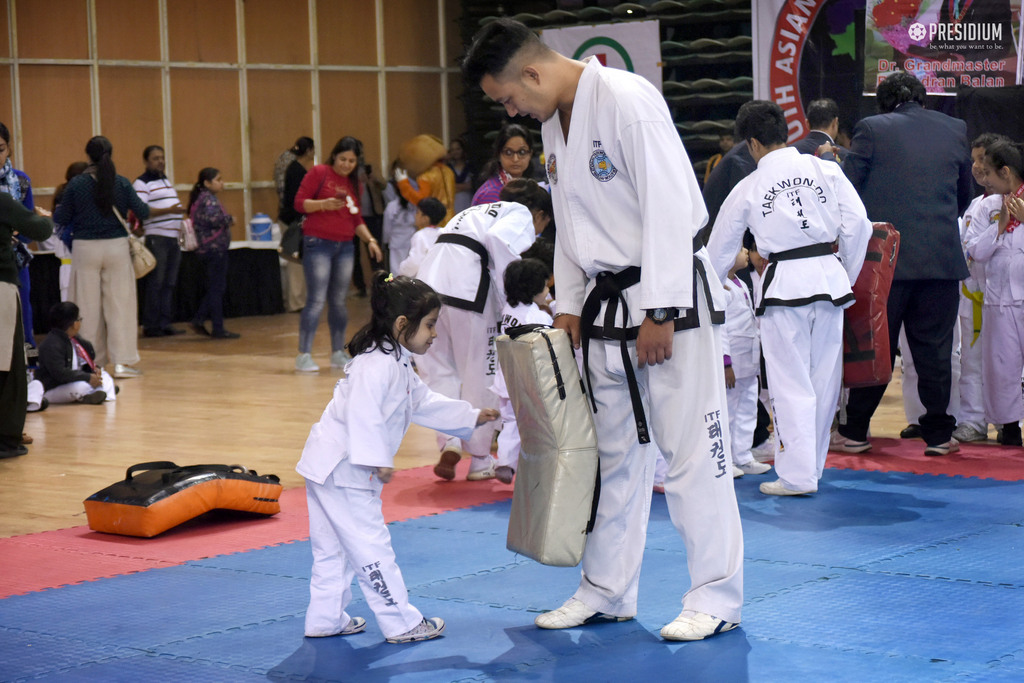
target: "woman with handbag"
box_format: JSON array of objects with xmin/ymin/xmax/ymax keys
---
[
  {"xmin": 292, "ymin": 136, "xmax": 382, "ymax": 372},
  {"xmin": 187, "ymin": 168, "xmax": 239, "ymax": 339},
  {"xmin": 277, "ymin": 137, "xmax": 315, "ymax": 311},
  {"xmin": 53, "ymin": 136, "xmax": 150, "ymax": 379}
]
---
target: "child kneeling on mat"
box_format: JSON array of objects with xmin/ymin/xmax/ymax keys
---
[
  {"xmin": 36, "ymin": 301, "xmax": 117, "ymax": 404},
  {"xmin": 296, "ymin": 272, "xmax": 499, "ymax": 644}
]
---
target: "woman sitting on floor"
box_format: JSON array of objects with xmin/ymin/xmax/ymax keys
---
[{"xmin": 36, "ymin": 301, "xmax": 117, "ymax": 404}]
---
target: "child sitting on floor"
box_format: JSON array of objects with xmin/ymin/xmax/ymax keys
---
[{"xmin": 35, "ymin": 301, "xmax": 116, "ymax": 404}]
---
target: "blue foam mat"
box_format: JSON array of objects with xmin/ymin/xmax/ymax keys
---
[{"xmin": 2, "ymin": 468, "xmax": 1023, "ymax": 682}]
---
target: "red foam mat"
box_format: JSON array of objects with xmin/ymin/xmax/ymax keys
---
[
  {"xmin": 827, "ymin": 437, "xmax": 1024, "ymax": 481},
  {"xmin": 0, "ymin": 465, "xmax": 512, "ymax": 599}
]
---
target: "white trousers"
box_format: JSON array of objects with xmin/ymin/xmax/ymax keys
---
[
  {"xmin": 957, "ymin": 294, "xmax": 986, "ymax": 431},
  {"xmin": 70, "ymin": 238, "xmax": 140, "ymax": 367},
  {"xmin": 901, "ymin": 323, "xmax": 961, "ymax": 425},
  {"xmin": 575, "ymin": 314, "xmax": 743, "ymax": 622},
  {"xmin": 495, "ymin": 397, "xmax": 520, "ymax": 470},
  {"xmin": 304, "ymin": 477, "xmax": 423, "ymax": 639},
  {"xmin": 980, "ymin": 304, "xmax": 1024, "ymax": 425},
  {"xmin": 416, "ymin": 304, "xmax": 499, "ymax": 457},
  {"xmin": 43, "ymin": 369, "xmax": 116, "ymax": 404},
  {"xmin": 760, "ymin": 302, "xmax": 844, "ymax": 492},
  {"xmin": 727, "ymin": 374, "xmax": 759, "ymax": 466}
]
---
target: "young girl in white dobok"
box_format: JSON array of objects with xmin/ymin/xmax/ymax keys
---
[{"xmin": 297, "ymin": 272, "xmax": 499, "ymax": 643}]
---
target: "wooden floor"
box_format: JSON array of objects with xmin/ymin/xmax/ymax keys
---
[{"xmin": 2, "ymin": 298, "xmax": 911, "ymax": 538}]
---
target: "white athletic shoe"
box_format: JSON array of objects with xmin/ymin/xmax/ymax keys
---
[
  {"xmin": 466, "ymin": 457, "xmax": 496, "ymax": 481},
  {"xmin": 660, "ymin": 610, "xmax": 739, "ymax": 641},
  {"xmin": 305, "ymin": 616, "xmax": 366, "ymax": 638},
  {"xmin": 736, "ymin": 460, "xmax": 772, "ymax": 475},
  {"xmin": 732, "ymin": 465, "xmax": 745, "ymax": 478},
  {"xmin": 534, "ymin": 597, "xmax": 633, "ymax": 629},
  {"xmin": 750, "ymin": 435, "xmax": 776, "ymax": 462},
  {"xmin": 759, "ymin": 478, "xmax": 816, "ymax": 496},
  {"xmin": 295, "ymin": 353, "xmax": 320, "ymax": 373},
  {"xmin": 386, "ymin": 617, "xmax": 445, "ymax": 644},
  {"xmin": 330, "ymin": 349, "xmax": 352, "ymax": 368},
  {"xmin": 952, "ymin": 423, "xmax": 987, "ymax": 443}
]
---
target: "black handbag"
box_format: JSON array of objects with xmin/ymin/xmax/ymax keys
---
[{"xmin": 278, "ymin": 218, "xmax": 303, "ymax": 263}]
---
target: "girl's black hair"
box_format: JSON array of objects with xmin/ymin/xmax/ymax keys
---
[
  {"xmin": 504, "ymin": 257, "xmax": 550, "ymax": 307},
  {"xmin": 187, "ymin": 167, "xmax": 220, "ymax": 211},
  {"xmin": 49, "ymin": 301, "xmax": 80, "ymax": 332},
  {"xmin": 85, "ymin": 136, "xmax": 116, "ymax": 214},
  {"xmin": 479, "ymin": 122, "xmax": 533, "ymax": 183},
  {"xmin": 291, "ymin": 136, "xmax": 315, "ymax": 156},
  {"xmin": 347, "ymin": 272, "xmax": 442, "ymax": 357},
  {"xmin": 984, "ymin": 138, "xmax": 1024, "ymax": 181},
  {"xmin": 53, "ymin": 161, "xmax": 89, "ymax": 210},
  {"xmin": 327, "ymin": 135, "xmax": 363, "ymax": 197},
  {"xmin": 0, "ymin": 122, "xmax": 9, "ymax": 144}
]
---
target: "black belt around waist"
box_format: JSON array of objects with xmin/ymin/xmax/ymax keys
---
[
  {"xmin": 578, "ymin": 235, "xmax": 723, "ymax": 444},
  {"xmin": 435, "ymin": 232, "xmax": 489, "ymax": 314},
  {"xmin": 758, "ymin": 241, "xmax": 836, "ymax": 315}
]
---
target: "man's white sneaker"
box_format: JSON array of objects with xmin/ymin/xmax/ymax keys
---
[
  {"xmin": 660, "ymin": 610, "xmax": 738, "ymax": 641},
  {"xmin": 534, "ymin": 597, "xmax": 633, "ymax": 629},
  {"xmin": 295, "ymin": 353, "xmax": 320, "ymax": 373},
  {"xmin": 732, "ymin": 465, "xmax": 744, "ymax": 478},
  {"xmin": 466, "ymin": 457, "xmax": 496, "ymax": 481},
  {"xmin": 305, "ymin": 616, "xmax": 366, "ymax": 638},
  {"xmin": 736, "ymin": 460, "xmax": 772, "ymax": 475},
  {"xmin": 386, "ymin": 617, "xmax": 445, "ymax": 644},
  {"xmin": 759, "ymin": 478, "xmax": 816, "ymax": 496},
  {"xmin": 952, "ymin": 423, "xmax": 987, "ymax": 443}
]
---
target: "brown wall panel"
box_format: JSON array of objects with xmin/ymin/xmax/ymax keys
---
[
  {"xmin": 18, "ymin": 65, "xmax": 92, "ymax": 190},
  {"xmin": 384, "ymin": 0, "xmax": 439, "ymax": 67},
  {"xmin": 317, "ymin": 1, "xmax": 375, "ymax": 66},
  {"xmin": 386, "ymin": 72, "xmax": 444, "ymax": 165},
  {"xmin": 319, "ymin": 71, "xmax": 380, "ymax": 169},
  {"xmin": 250, "ymin": 186, "xmax": 279, "ymax": 224},
  {"xmin": 0, "ymin": 5, "xmax": 10, "ymax": 58},
  {"xmin": 0, "ymin": 68, "xmax": 13, "ymax": 142},
  {"xmin": 170, "ymin": 69, "xmax": 242, "ymax": 185},
  {"xmin": 96, "ymin": 0, "xmax": 161, "ymax": 61},
  {"xmin": 16, "ymin": 0, "xmax": 89, "ymax": 60},
  {"xmin": 247, "ymin": 70, "xmax": 312, "ymax": 181},
  {"xmin": 244, "ymin": 0, "xmax": 309, "ymax": 65},
  {"xmin": 447, "ymin": 72, "xmax": 467, "ymax": 140},
  {"xmin": 444, "ymin": 0, "xmax": 463, "ymax": 69},
  {"xmin": 99, "ymin": 67, "xmax": 164, "ymax": 180},
  {"xmin": 167, "ymin": 0, "xmax": 237, "ymax": 64}
]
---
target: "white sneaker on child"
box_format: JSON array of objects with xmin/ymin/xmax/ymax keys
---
[
  {"xmin": 750, "ymin": 435, "xmax": 776, "ymax": 462},
  {"xmin": 305, "ymin": 616, "xmax": 366, "ymax": 638},
  {"xmin": 736, "ymin": 460, "xmax": 772, "ymax": 475},
  {"xmin": 386, "ymin": 617, "xmax": 445, "ymax": 644}
]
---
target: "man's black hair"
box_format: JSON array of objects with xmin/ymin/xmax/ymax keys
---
[
  {"xmin": 806, "ymin": 98, "xmax": 839, "ymax": 131},
  {"xmin": 735, "ymin": 100, "xmax": 788, "ymax": 148},
  {"xmin": 462, "ymin": 18, "xmax": 543, "ymax": 85},
  {"xmin": 876, "ymin": 72, "xmax": 926, "ymax": 114}
]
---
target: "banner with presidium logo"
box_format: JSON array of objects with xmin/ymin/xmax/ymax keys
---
[
  {"xmin": 540, "ymin": 21, "xmax": 663, "ymax": 93},
  {"xmin": 754, "ymin": 0, "xmax": 1023, "ymax": 141}
]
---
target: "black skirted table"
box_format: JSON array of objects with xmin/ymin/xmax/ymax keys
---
[{"xmin": 27, "ymin": 243, "xmax": 284, "ymax": 335}]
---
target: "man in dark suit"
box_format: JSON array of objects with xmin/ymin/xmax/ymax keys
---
[
  {"xmin": 791, "ymin": 98, "xmax": 846, "ymax": 163},
  {"xmin": 702, "ymin": 139, "xmax": 755, "ymax": 236},
  {"xmin": 835, "ymin": 72, "xmax": 973, "ymax": 456}
]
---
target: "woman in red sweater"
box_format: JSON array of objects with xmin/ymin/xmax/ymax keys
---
[{"xmin": 294, "ymin": 136, "xmax": 383, "ymax": 372}]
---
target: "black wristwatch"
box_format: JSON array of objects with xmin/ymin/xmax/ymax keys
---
[{"xmin": 645, "ymin": 307, "xmax": 679, "ymax": 325}]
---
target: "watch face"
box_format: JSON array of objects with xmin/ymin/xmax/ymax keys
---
[{"xmin": 653, "ymin": 308, "xmax": 667, "ymax": 322}]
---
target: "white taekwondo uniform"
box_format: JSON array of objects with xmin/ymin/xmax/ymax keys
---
[
  {"xmin": 296, "ymin": 346, "xmax": 479, "ymax": 639},
  {"xmin": 708, "ymin": 146, "xmax": 871, "ymax": 492},
  {"xmin": 397, "ymin": 226, "xmax": 439, "ymax": 278},
  {"xmin": 966, "ymin": 194, "xmax": 1024, "ymax": 425},
  {"xmin": 415, "ymin": 202, "xmax": 537, "ymax": 461},
  {"xmin": 722, "ymin": 275, "xmax": 760, "ymax": 466},
  {"xmin": 492, "ymin": 301, "xmax": 554, "ymax": 471},
  {"xmin": 542, "ymin": 57, "xmax": 743, "ymax": 622}
]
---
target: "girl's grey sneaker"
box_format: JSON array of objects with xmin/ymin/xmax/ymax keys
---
[
  {"xmin": 295, "ymin": 353, "xmax": 320, "ymax": 373},
  {"xmin": 330, "ymin": 349, "xmax": 352, "ymax": 368},
  {"xmin": 386, "ymin": 617, "xmax": 445, "ymax": 644}
]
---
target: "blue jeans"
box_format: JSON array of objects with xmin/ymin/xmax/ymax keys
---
[
  {"xmin": 193, "ymin": 250, "xmax": 229, "ymax": 333},
  {"xmin": 142, "ymin": 235, "xmax": 182, "ymax": 332},
  {"xmin": 300, "ymin": 236, "xmax": 355, "ymax": 354}
]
